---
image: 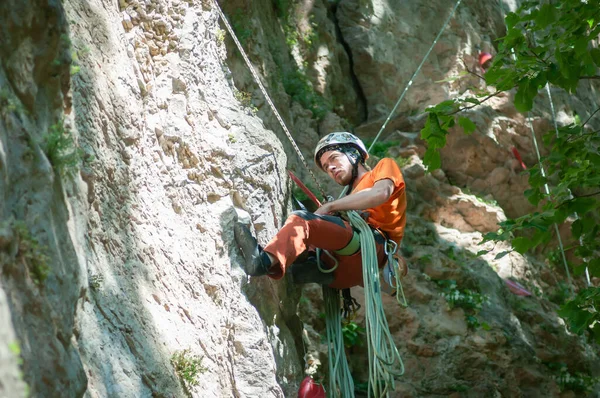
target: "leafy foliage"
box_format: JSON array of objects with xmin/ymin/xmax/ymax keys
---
[
  {"xmin": 43, "ymin": 121, "xmax": 83, "ymax": 178},
  {"xmin": 341, "ymin": 321, "xmax": 365, "ymax": 348},
  {"xmin": 231, "ymin": 8, "xmax": 253, "ymax": 46},
  {"xmin": 13, "ymin": 221, "xmax": 50, "ymax": 285},
  {"xmin": 435, "ymin": 279, "xmax": 490, "ymax": 329},
  {"xmin": 420, "ymin": 0, "xmax": 600, "ymax": 341},
  {"xmin": 282, "ymin": 69, "xmax": 331, "ymax": 120},
  {"xmin": 171, "ymin": 349, "xmax": 207, "ymax": 388},
  {"xmin": 363, "ymin": 139, "xmax": 400, "ymax": 159},
  {"xmin": 547, "ymin": 362, "xmax": 600, "ymax": 393},
  {"xmin": 557, "ymin": 288, "xmax": 600, "ymax": 343}
]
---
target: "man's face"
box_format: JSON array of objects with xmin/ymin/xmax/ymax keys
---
[{"xmin": 319, "ymin": 150, "xmax": 353, "ymax": 186}]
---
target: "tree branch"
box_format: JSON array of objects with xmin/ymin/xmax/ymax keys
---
[
  {"xmin": 450, "ymin": 90, "xmax": 505, "ymax": 114},
  {"xmin": 580, "ymin": 75, "xmax": 600, "ymax": 80},
  {"xmin": 574, "ymin": 191, "xmax": 600, "ymax": 199},
  {"xmin": 582, "ymin": 107, "xmax": 600, "ymax": 129},
  {"xmin": 460, "ymin": 57, "xmax": 486, "ymax": 82}
]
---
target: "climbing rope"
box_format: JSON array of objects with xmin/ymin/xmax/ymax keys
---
[
  {"xmin": 322, "ymin": 2, "xmax": 463, "ymax": 394},
  {"xmin": 495, "ymin": 0, "xmax": 575, "ymax": 292},
  {"xmin": 323, "ymin": 287, "xmax": 355, "ymax": 397},
  {"xmin": 347, "ymin": 211, "xmax": 405, "ymax": 397},
  {"xmin": 212, "ymin": 0, "xmax": 327, "ymax": 199},
  {"xmin": 545, "ymin": 84, "xmax": 592, "ymax": 287},
  {"xmin": 368, "ymin": 0, "xmax": 463, "ymax": 153},
  {"xmin": 215, "ymin": 0, "xmax": 459, "ymax": 394},
  {"xmin": 526, "ymin": 112, "xmax": 574, "ymax": 293}
]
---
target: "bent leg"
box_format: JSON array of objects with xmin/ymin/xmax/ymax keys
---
[{"xmin": 264, "ymin": 210, "xmax": 354, "ymax": 279}]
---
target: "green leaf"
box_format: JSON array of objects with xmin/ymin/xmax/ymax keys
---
[
  {"xmin": 512, "ymin": 236, "xmax": 535, "ymax": 254},
  {"xmin": 589, "ymin": 258, "xmax": 600, "ymax": 278},
  {"xmin": 428, "ymin": 100, "xmax": 458, "ymax": 114},
  {"xmin": 495, "ymin": 251, "xmax": 511, "ymax": 260},
  {"xmin": 505, "ymin": 12, "xmax": 520, "ymax": 29},
  {"xmin": 463, "ymin": 98, "xmax": 481, "ymax": 105},
  {"xmin": 572, "ymin": 219, "xmax": 584, "ymax": 239},
  {"xmin": 514, "ymin": 80, "xmax": 536, "ymax": 112},
  {"xmin": 524, "ymin": 188, "xmax": 544, "ymax": 206},
  {"xmin": 476, "ymin": 250, "xmax": 488, "ymax": 256},
  {"xmin": 535, "ymin": 4, "xmax": 556, "ymax": 29},
  {"xmin": 591, "ymin": 48, "xmax": 600, "ymax": 67},
  {"xmin": 423, "ymin": 148, "xmax": 441, "ymax": 171},
  {"xmin": 568, "ymin": 197, "xmax": 597, "ymax": 215},
  {"xmin": 458, "ymin": 117, "xmax": 477, "ymax": 134}
]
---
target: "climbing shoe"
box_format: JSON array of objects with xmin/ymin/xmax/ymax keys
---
[{"xmin": 233, "ymin": 223, "xmax": 272, "ymax": 276}]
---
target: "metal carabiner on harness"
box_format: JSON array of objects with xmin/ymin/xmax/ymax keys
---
[
  {"xmin": 383, "ymin": 240, "xmax": 398, "ymax": 288},
  {"xmin": 382, "ymin": 239, "xmax": 408, "ymax": 307}
]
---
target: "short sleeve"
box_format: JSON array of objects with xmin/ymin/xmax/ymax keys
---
[{"xmin": 372, "ymin": 158, "xmax": 405, "ymax": 190}]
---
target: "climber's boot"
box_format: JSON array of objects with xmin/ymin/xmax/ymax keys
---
[{"xmin": 233, "ymin": 223, "xmax": 272, "ymax": 276}]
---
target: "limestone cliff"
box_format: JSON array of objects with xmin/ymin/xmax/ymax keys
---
[{"xmin": 1, "ymin": 0, "xmax": 599, "ymax": 397}]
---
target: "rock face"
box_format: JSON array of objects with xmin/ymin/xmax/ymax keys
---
[
  {"xmin": 1, "ymin": 0, "xmax": 599, "ymax": 397},
  {"xmin": 1, "ymin": 0, "xmax": 303, "ymax": 396},
  {"xmin": 337, "ymin": 0, "xmax": 507, "ymax": 124}
]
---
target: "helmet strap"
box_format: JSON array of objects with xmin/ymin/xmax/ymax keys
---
[{"xmin": 344, "ymin": 148, "xmax": 362, "ymax": 190}]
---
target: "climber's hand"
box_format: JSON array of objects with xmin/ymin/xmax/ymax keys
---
[{"xmin": 314, "ymin": 202, "xmax": 334, "ymax": 215}]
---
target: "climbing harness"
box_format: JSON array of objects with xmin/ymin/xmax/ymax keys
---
[{"xmin": 212, "ymin": 0, "xmax": 327, "ymax": 200}]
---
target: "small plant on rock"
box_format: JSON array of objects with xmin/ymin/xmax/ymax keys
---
[
  {"xmin": 231, "ymin": 8, "xmax": 252, "ymax": 46},
  {"xmin": 0, "ymin": 89, "xmax": 26, "ymax": 116},
  {"xmin": 282, "ymin": 69, "xmax": 330, "ymax": 120},
  {"xmin": 89, "ymin": 274, "xmax": 104, "ymax": 291},
  {"xmin": 341, "ymin": 321, "xmax": 365, "ymax": 348},
  {"xmin": 215, "ymin": 28, "xmax": 226, "ymax": 44},
  {"xmin": 233, "ymin": 89, "xmax": 257, "ymax": 115},
  {"xmin": 13, "ymin": 221, "xmax": 50, "ymax": 285},
  {"xmin": 435, "ymin": 279, "xmax": 490, "ymax": 329},
  {"xmin": 171, "ymin": 349, "xmax": 207, "ymax": 388},
  {"xmin": 545, "ymin": 362, "xmax": 600, "ymax": 393},
  {"xmin": 43, "ymin": 121, "xmax": 83, "ymax": 178}
]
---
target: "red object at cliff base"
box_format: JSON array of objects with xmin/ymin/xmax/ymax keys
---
[
  {"xmin": 298, "ymin": 376, "xmax": 326, "ymax": 398},
  {"xmin": 505, "ymin": 279, "xmax": 532, "ymax": 297},
  {"xmin": 479, "ymin": 52, "xmax": 493, "ymax": 69}
]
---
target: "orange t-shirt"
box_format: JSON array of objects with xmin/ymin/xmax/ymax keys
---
[{"xmin": 351, "ymin": 158, "xmax": 407, "ymax": 244}]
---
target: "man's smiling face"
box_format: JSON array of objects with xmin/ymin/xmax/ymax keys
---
[{"xmin": 319, "ymin": 150, "xmax": 353, "ymax": 186}]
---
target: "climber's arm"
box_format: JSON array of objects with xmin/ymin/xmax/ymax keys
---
[{"xmin": 314, "ymin": 178, "xmax": 394, "ymax": 215}]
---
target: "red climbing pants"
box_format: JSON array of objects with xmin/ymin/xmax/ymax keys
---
[{"xmin": 263, "ymin": 210, "xmax": 387, "ymax": 289}]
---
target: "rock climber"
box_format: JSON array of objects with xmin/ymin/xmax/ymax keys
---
[{"xmin": 234, "ymin": 132, "xmax": 407, "ymax": 289}]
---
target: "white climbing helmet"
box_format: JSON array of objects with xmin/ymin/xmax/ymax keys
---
[{"xmin": 314, "ymin": 132, "xmax": 369, "ymax": 170}]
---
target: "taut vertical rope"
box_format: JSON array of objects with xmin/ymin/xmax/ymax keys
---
[
  {"xmin": 212, "ymin": 0, "xmax": 327, "ymax": 199},
  {"xmin": 545, "ymin": 83, "xmax": 592, "ymax": 287},
  {"xmin": 368, "ymin": 0, "xmax": 463, "ymax": 153}
]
